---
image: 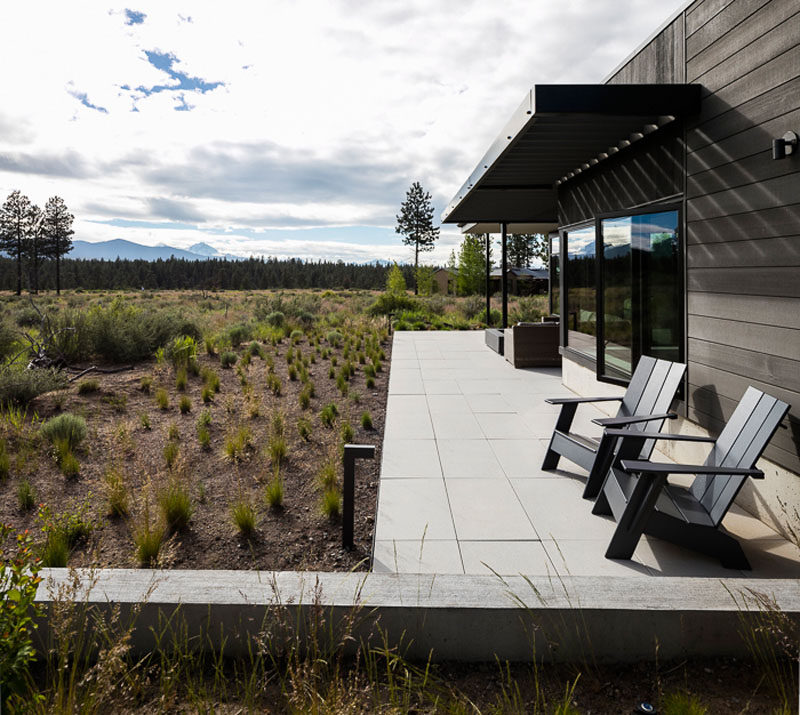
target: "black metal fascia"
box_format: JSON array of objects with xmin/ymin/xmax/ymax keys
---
[{"xmin": 441, "ymin": 83, "xmax": 701, "ymax": 225}]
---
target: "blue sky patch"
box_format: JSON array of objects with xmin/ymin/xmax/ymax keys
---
[
  {"xmin": 124, "ymin": 9, "xmax": 146, "ymax": 25},
  {"xmin": 136, "ymin": 50, "xmax": 224, "ymax": 106},
  {"xmin": 68, "ymin": 88, "xmax": 108, "ymax": 113}
]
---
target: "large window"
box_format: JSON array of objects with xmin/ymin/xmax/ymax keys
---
[
  {"xmin": 559, "ymin": 208, "xmax": 682, "ymax": 384},
  {"xmin": 565, "ymin": 224, "xmax": 596, "ymax": 360},
  {"xmin": 549, "ymin": 233, "xmax": 560, "ymax": 316}
]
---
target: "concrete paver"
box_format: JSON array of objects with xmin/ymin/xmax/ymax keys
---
[{"xmin": 375, "ymin": 331, "xmax": 800, "ymax": 578}]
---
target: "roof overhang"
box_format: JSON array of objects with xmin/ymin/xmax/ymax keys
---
[
  {"xmin": 458, "ymin": 221, "xmax": 558, "ymax": 235},
  {"xmin": 441, "ymin": 83, "xmax": 701, "ymax": 225}
]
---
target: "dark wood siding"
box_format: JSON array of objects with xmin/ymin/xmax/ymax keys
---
[
  {"xmin": 557, "ymin": 0, "xmax": 800, "ymax": 473},
  {"xmin": 684, "ymin": 0, "xmax": 800, "ymax": 474}
]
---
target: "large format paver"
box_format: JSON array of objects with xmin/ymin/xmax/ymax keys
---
[{"xmin": 373, "ymin": 331, "xmax": 800, "ymax": 578}]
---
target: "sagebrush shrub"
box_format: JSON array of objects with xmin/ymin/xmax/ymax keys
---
[{"xmin": 40, "ymin": 413, "xmax": 87, "ymax": 451}]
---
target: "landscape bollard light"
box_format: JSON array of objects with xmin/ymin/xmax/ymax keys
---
[{"xmin": 342, "ymin": 443, "xmax": 376, "ymax": 550}]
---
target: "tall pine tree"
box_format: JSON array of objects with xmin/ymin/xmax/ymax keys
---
[
  {"xmin": 395, "ymin": 181, "xmax": 439, "ymax": 294},
  {"xmin": 0, "ymin": 190, "xmax": 36, "ymax": 295},
  {"xmin": 41, "ymin": 196, "xmax": 74, "ymax": 295}
]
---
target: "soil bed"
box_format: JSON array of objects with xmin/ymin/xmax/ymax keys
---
[{"xmin": 1, "ymin": 332, "xmax": 389, "ymax": 571}]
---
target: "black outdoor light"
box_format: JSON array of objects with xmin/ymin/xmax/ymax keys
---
[{"xmin": 772, "ymin": 130, "xmax": 798, "ymax": 160}]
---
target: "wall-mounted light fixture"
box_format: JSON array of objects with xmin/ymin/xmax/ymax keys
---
[{"xmin": 772, "ymin": 131, "xmax": 798, "ymax": 160}]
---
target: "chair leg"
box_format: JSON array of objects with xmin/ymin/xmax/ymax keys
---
[
  {"xmin": 592, "ymin": 490, "xmax": 612, "ymax": 516},
  {"xmin": 605, "ymin": 472, "xmax": 666, "ymax": 560},
  {"xmin": 582, "ymin": 432, "xmax": 617, "ymax": 499},
  {"xmin": 542, "ymin": 403, "xmax": 578, "ymax": 470}
]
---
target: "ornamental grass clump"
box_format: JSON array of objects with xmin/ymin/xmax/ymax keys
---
[
  {"xmin": 17, "ymin": 479, "xmax": 35, "ymax": 511},
  {"xmin": 102, "ymin": 466, "xmax": 129, "ymax": 517},
  {"xmin": 77, "ymin": 379, "xmax": 100, "ymax": 395},
  {"xmin": 158, "ymin": 478, "xmax": 193, "ymax": 532},
  {"xmin": 360, "ymin": 411, "xmax": 373, "ymax": 430},
  {"xmin": 265, "ymin": 471, "xmax": 284, "ymax": 509},
  {"xmin": 320, "ymin": 402, "xmax": 338, "ymax": 428},
  {"xmin": 0, "ymin": 438, "xmax": 9, "ymax": 481},
  {"xmin": 220, "ymin": 351, "xmax": 237, "ymax": 368},
  {"xmin": 231, "ymin": 497, "xmax": 257, "ymax": 536},
  {"xmin": 225, "ymin": 424, "xmax": 252, "ymax": 461},
  {"xmin": 155, "ymin": 388, "xmax": 169, "ymax": 410},
  {"xmin": 179, "ymin": 395, "xmax": 192, "ymax": 414}
]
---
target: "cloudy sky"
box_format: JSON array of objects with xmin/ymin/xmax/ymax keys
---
[{"xmin": 0, "ymin": 1, "xmax": 688, "ymax": 264}]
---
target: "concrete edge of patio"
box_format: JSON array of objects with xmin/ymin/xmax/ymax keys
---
[{"xmin": 34, "ymin": 568, "xmax": 800, "ymax": 662}]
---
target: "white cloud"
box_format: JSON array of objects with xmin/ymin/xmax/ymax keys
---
[{"xmin": 0, "ymin": 0, "xmax": 688, "ymax": 260}]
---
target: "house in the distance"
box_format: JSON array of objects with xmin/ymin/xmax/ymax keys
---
[
  {"xmin": 489, "ymin": 267, "xmax": 549, "ymax": 296},
  {"xmin": 442, "ymin": 0, "xmax": 800, "ymax": 536}
]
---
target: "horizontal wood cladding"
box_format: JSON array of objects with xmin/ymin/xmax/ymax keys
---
[
  {"xmin": 687, "ymin": 362, "xmax": 799, "ymax": 471},
  {"xmin": 687, "ymin": 235, "xmax": 800, "ymax": 268},
  {"xmin": 690, "ymin": 8, "xmax": 800, "ymax": 89},
  {"xmin": 556, "ymin": 129, "xmax": 683, "ymax": 225},
  {"xmin": 689, "ymin": 337, "xmax": 800, "ymax": 387},
  {"xmin": 688, "ymin": 142, "xmax": 800, "ymax": 195},
  {"xmin": 686, "ymin": 173, "xmax": 799, "ymax": 221},
  {"xmin": 687, "ymin": 107, "xmax": 800, "ymax": 176},
  {"xmin": 607, "ymin": 16, "xmax": 684, "ymax": 85},
  {"xmin": 687, "ymin": 387, "xmax": 800, "ymax": 474},
  {"xmin": 686, "ymin": 75, "xmax": 800, "ymax": 153},
  {"xmin": 686, "ymin": 0, "xmax": 732, "ymax": 37},
  {"xmin": 689, "ymin": 292, "xmax": 800, "ymax": 329},
  {"xmin": 686, "ymin": 204, "xmax": 800, "ymax": 243},
  {"xmin": 687, "ymin": 267, "xmax": 800, "ymax": 298},
  {"xmin": 688, "ymin": 315, "xmax": 800, "ymax": 358},
  {"xmin": 690, "ymin": 43, "xmax": 800, "ymax": 125},
  {"xmin": 687, "ymin": 0, "xmax": 772, "ymax": 61}
]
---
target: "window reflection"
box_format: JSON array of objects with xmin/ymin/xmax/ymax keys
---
[{"xmin": 565, "ymin": 224, "xmax": 596, "ymax": 359}]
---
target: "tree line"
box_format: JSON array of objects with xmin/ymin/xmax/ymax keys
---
[
  {"xmin": 0, "ymin": 255, "xmax": 415, "ymax": 292},
  {"xmin": 0, "ymin": 191, "xmax": 74, "ymax": 295}
]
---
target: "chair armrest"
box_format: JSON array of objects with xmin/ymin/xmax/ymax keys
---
[
  {"xmin": 545, "ymin": 396, "xmax": 623, "ymax": 405},
  {"xmin": 602, "ymin": 430, "xmax": 716, "ymax": 442},
  {"xmin": 620, "ymin": 460, "xmax": 765, "ymax": 479},
  {"xmin": 593, "ymin": 412, "xmax": 676, "ymax": 427}
]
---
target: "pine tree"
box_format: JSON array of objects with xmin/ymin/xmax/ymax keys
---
[
  {"xmin": 395, "ymin": 182, "xmax": 439, "ymax": 294},
  {"xmin": 41, "ymin": 196, "xmax": 75, "ymax": 294},
  {"xmin": 508, "ymin": 233, "xmax": 549, "ymax": 268},
  {"xmin": 22, "ymin": 205, "xmax": 45, "ymax": 294},
  {"xmin": 0, "ymin": 190, "xmax": 36, "ymax": 295}
]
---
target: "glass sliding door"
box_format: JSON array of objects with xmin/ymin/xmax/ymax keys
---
[
  {"xmin": 599, "ymin": 209, "xmax": 680, "ymax": 380},
  {"xmin": 600, "ymin": 217, "xmax": 633, "ymax": 378},
  {"xmin": 565, "ymin": 224, "xmax": 597, "ymax": 360}
]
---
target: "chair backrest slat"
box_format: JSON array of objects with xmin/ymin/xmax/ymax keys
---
[
  {"xmin": 691, "ymin": 387, "xmax": 790, "ymax": 526},
  {"xmin": 618, "ymin": 356, "xmax": 658, "ymax": 418}
]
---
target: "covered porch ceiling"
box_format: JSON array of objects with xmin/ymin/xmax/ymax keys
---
[{"xmin": 441, "ymin": 84, "xmax": 701, "ymax": 226}]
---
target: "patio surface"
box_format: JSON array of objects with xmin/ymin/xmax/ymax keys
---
[{"xmin": 372, "ymin": 330, "xmax": 800, "ymax": 579}]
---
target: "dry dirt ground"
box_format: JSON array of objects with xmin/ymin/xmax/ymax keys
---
[{"xmin": 1, "ymin": 334, "xmax": 389, "ymax": 571}]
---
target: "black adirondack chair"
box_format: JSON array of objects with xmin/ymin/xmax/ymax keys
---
[
  {"xmin": 541, "ymin": 356, "xmax": 686, "ymax": 499},
  {"xmin": 593, "ymin": 386, "xmax": 790, "ymax": 569}
]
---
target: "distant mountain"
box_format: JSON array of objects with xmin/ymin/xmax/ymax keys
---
[
  {"xmin": 68, "ymin": 239, "xmax": 229, "ymax": 262},
  {"xmin": 188, "ymin": 242, "xmax": 222, "ymax": 257}
]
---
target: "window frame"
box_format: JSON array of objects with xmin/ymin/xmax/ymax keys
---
[{"xmin": 557, "ymin": 201, "xmax": 684, "ymax": 386}]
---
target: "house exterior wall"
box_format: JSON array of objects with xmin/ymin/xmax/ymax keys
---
[{"xmin": 556, "ymin": 0, "xmax": 800, "ymax": 531}]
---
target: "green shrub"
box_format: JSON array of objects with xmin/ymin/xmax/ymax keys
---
[
  {"xmin": 321, "ymin": 488, "xmax": 340, "ymax": 519},
  {"xmin": 179, "ymin": 395, "xmax": 192, "ymax": 414},
  {"xmin": 290, "ymin": 329, "xmax": 304, "ymax": 344},
  {"xmin": 0, "ymin": 318, "xmax": 20, "ymax": 361},
  {"xmin": 155, "ymin": 388, "xmax": 169, "ymax": 410},
  {"xmin": 167, "ymin": 335, "xmax": 198, "ymax": 371},
  {"xmin": 175, "ymin": 368, "xmax": 188, "ymax": 391},
  {"xmin": 360, "ymin": 411, "xmax": 373, "ymax": 430},
  {"xmin": 226, "ymin": 323, "xmax": 252, "ymax": 348},
  {"xmin": 366, "ymin": 376, "xmax": 376, "ymax": 389},
  {"xmin": 326, "ymin": 330, "xmax": 343, "ymax": 347},
  {"xmin": 264, "ymin": 311, "xmax": 286, "ymax": 328},
  {"xmin": 265, "ymin": 474, "xmax": 284, "ymax": 509},
  {"xmin": 163, "ymin": 440, "xmax": 180, "ymax": 469},
  {"xmin": 220, "ymin": 351, "xmax": 237, "ymax": 368},
  {"xmin": 368, "ymin": 291, "xmax": 417, "ymax": 316},
  {"xmin": 140, "ymin": 412, "xmax": 151, "ymax": 430},
  {"xmin": 133, "ymin": 512, "xmax": 164, "ymax": 567},
  {"xmin": 197, "ymin": 409, "xmax": 212, "ymax": 427},
  {"xmin": 341, "ymin": 421, "xmax": 354, "ymax": 443},
  {"xmin": 197, "ymin": 425, "xmax": 211, "ymax": 450},
  {"xmin": 297, "ymin": 417, "xmax": 312, "ymax": 441},
  {"xmin": 0, "ymin": 439, "xmax": 8, "ymax": 481},
  {"xmin": 139, "ymin": 375, "xmax": 153, "ymax": 393},
  {"xmin": 158, "ymin": 478, "xmax": 193, "ymax": 532},
  {"xmin": 0, "ymin": 366, "xmax": 66, "ymax": 405},
  {"xmin": 103, "ymin": 467, "xmax": 129, "ymax": 517},
  {"xmin": 319, "ymin": 402, "xmax": 338, "ymax": 427},
  {"xmin": 201, "ymin": 367, "xmax": 221, "ymax": 392},
  {"xmin": 231, "ymin": 498, "xmax": 257, "ymax": 536},
  {"xmin": 225, "ymin": 425, "xmax": 252, "ymax": 461},
  {"xmin": 17, "ymin": 479, "xmax": 35, "ymax": 511},
  {"xmin": 201, "ymin": 386, "xmax": 213, "ymax": 404},
  {"xmin": 77, "ymin": 379, "xmax": 100, "ymax": 395},
  {"xmin": 40, "ymin": 413, "xmax": 87, "ymax": 451}
]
